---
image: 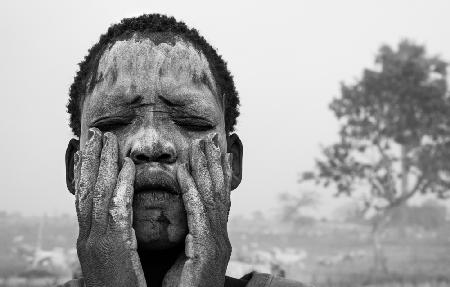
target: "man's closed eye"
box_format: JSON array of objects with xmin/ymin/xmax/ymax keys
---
[
  {"xmin": 172, "ymin": 116, "xmax": 215, "ymax": 132},
  {"xmin": 91, "ymin": 116, "xmax": 134, "ymax": 132}
]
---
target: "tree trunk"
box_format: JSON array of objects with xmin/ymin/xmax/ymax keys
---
[
  {"xmin": 401, "ymin": 144, "xmax": 409, "ymax": 196},
  {"xmin": 372, "ymin": 227, "xmax": 388, "ymax": 274},
  {"xmin": 370, "ymin": 209, "xmax": 391, "ymax": 274},
  {"xmin": 370, "ymin": 143, "xmax": 411, "ymax": 276}
]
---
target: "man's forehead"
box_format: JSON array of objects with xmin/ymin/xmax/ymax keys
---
[{"xmin": 91, "ymin": 34, "xmax": 218, "ymax": 101}]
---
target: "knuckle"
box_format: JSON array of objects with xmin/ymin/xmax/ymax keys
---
[
  {"xmin": 93, "ymin": 187, "xmax": 107, "ymax": 202},
  {"xmin": 201, "ymin": 244, "xmax": 218, "ymax": 262},
  {"xmin": 85, "ymin": 237, "xmax": 97, "ymax": 251},
  {"xmin": 85, "ymin": 237, "xmax": 110, "ymax": 257},
  {"xmin": 186, "ymin": 186, "xmax": 197, "ymax": 197},
  {"xmin": 203, "ymin": 194, "xmax": 215, "ymax": 206},
  {"xmin": 199, "ymin": 160, "xmax": 208, "ymax": 171},
  {"xmin": 209, "ymin": 246, "xmax": 218, "ymax": 260},
  {"xmin": 108, "ymin": 207, "xmax": 129, "ymax": 229},
  {"xmin": 92, "ymin": 186, "xmax": 103, "ymax": 198},
  {"xmin": 79, "ymin": 180, "xmax": 88, "ymax": 190},
  {"xmin": 80, "ymin": 150, "xmax": 88, "ymax": 161}
]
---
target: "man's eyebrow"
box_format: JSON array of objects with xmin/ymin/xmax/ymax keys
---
[
  {"xmin": 90, "ymin": 95, "xmax": 147, "ymax": 120},
  {"xmin": 194, "ymin": 72, "xmax": 222, "ymax": 109},
  {"xmin": 104, "ymin": 94, "xmax": 160, "ymax": 111},
  {"xmin": 117, "ymin": 95, "xmax": 146, "ymax": 108},
  {"xmin": 196, "ymin": 71, "xmax": 217, "ymax": 97}
]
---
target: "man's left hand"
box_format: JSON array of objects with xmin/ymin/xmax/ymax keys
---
[{"xmin": 163, "ymin": 134, "xmax": 233, "ymax": 287}]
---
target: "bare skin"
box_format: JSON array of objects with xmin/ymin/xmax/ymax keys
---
[
  {"xmin": 74, "ymin": 127, "xmax": 233, "ymax": 286},
  {"xmin": 80, "ymin": 36, "xmax": 230, "ymax": 253},
  {"xmin": 66, "ymin": 34, "xmax": 243, "ymax": 286},
  {"xmin": 163, "ymin": 137, "xmax": 232, "ymax": 287}
]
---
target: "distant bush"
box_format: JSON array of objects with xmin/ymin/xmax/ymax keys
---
[{"xmin": 387, "ymin": 200, "xmax": 447, "ymax": 230}]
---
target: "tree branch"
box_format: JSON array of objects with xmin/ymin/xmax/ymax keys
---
[{"xmin": 392, "ymin": 176, "xmax": 427, "ymax": 207}]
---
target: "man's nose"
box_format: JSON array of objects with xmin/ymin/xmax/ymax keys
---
[{"xmin": 129, "ymin": 130, "xmax": 177, "ymax": 165}]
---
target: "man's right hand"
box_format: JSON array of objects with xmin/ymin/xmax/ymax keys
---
[{"xmin": 74, "ymin": 128, "xmax": 146, "ymax": 287}]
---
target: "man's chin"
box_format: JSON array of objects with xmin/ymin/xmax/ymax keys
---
[
  {"xmin": 132, "ymin": 195, "xmax": 188, "ymax": 250},
  {"xmin": 134, "ymin": 221, "xmax": 188, "ymax": 250}
]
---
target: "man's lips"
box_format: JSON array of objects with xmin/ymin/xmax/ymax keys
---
[{"xmin": 134, "ymin": 165, "xmax": 180, "ymax": 195}]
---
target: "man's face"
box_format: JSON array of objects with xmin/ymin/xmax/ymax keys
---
[{"xmin": 78, "ymin": 35, "xmax": 227, "ymax": 250}]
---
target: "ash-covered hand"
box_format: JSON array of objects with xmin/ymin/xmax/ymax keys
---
[
  {"xmin": 163, "ymin": 135, "xmax": 233, "ymax": 287},
  {"xmin": 74, "ymin": 128, "xmax": 146, "ymax": 287}
]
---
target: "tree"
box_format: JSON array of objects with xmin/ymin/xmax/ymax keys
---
[{"xmin": 301, "ymin": 40, "xmax": 450, "ymax": 273}]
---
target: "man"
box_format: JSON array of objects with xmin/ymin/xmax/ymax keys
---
[{"xmin": 64, "ymin": 14, "xmax": 306, "ymax": 287}]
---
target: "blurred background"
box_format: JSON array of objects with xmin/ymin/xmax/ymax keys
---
[{"xmin": 1, "ymin": 0, "xmax": 450, "ymax": 286}]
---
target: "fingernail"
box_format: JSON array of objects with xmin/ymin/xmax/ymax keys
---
[
  {"xmin": 212, "ymin": 133, "xmax": 219, "ymax": 148},
  {"xmin": 103, "ymin": 132, "xmax": 110, "ymax": 147},
  {"xmin": 228, "ymin": 153, "xmax": 234, "ymax": 167},
  {"xmin": 74, "ymin": 151, "xmax": 80, "ymax": 166},
  {"xmin": 180, "ymin": 160, "xmax": 190, "ymax": 173},
  {"xmin": 88, "ymin": 128, "xmax": 97, "ymax": 141}
]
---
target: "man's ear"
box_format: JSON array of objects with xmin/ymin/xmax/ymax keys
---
[
  {"xmin": 65, "ymin": 138, "xmax": 80, "ymax": 195},
  {"xmin": 227, "ymin": 134, "xmax": 243, "ymax": 190}
]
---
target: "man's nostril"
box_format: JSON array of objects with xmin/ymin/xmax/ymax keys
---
[
  {"xmin": 159, "ymin": 153, "xmax": 172, "ymax": 162},
  {"xmin": 134, "ymin": 154, "xmax": 150, "ymax": 163},
  {"xmin": 131, "ymin": 152, "xmax": 175, "ymax": 164}
]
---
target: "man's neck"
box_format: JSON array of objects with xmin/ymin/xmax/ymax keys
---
[{"xmin": 138, "ymin": 243, "xmax": 184, "ymax": 286}]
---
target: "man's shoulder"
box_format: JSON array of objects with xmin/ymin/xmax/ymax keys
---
[
  {"xmin": 57, "ymin": 278, "xmax": 84, "ymax": 287},
  {"xmin": 246, "ymin": 272, "xmax": 311, "ymax": 287},
  {"xmin": 59, "ymin": 273, "xmax": 311, "ymax": 287}
]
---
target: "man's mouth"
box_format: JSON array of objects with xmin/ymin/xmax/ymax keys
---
[{"xmin": 134, "ymin": 166, "xmax": 180, "ymax": 195}]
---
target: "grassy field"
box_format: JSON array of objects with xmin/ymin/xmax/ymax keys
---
[
  {"xmin": 0, "ymin": 214, "xmax": 449, "ymax": 286},
  {"xmin": 228, "ymin": 221, "xmax": 450, "ymax": 287}
]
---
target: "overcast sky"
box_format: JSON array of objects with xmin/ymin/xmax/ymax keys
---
[{"xmin": 1, "ymin": 0, "xmax": 450, "ymax": 218}]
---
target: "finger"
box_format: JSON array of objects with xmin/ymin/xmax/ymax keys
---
[
  {"xmin": 92, "ymin": 132, "xmax": 119, "ymax": 234},
  {"xmin": 204, "ymin": 134, "xmax": 225, "ymax": 201},
  {"xmin": 109, "ymin": 157, "xmax": 135, "ymax": 238},
  {"xmin": 185, "ymin": 233, "xmax": 195, "ymax": 259},
  {"xmin": 78, "ymin": 128, "xmax": 102, "ymax": 240},
  {"xmin": 162, "ymin": 254, "xmax": 185, "ymax": 287},
  {"xmin": 74, "ymin": 150, "xmax": 82, "ymax": 215},
  {"xmin": 190, "ymin": 139, "xmax": 213, "ymax": 206},
  {"xmin": 180, "ymin": 259, "xmax": 197, "ymax": 286},
  {"xmin": 180, "ymin": 234, "xmax": 198, "ymax": 284},
  {"xmin": 177, "ymin": 163, "xmax": 208, "ymax": 236},
  {"xmin": 222, "ymin": 153, "xmax": 233, "ymax": 209}
]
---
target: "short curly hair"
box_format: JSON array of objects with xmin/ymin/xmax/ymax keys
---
[{"xmin": 67, "ymin": 14, "xmax": 240, "ymax": 137}]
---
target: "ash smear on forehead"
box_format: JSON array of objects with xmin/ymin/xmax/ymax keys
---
[{"xmin": 93, "ymin": 36, "xmax": 217, "ymax": 99}]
